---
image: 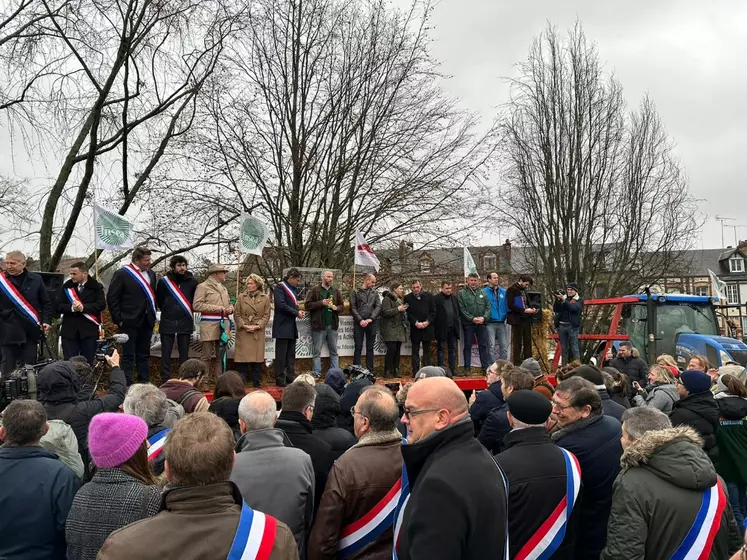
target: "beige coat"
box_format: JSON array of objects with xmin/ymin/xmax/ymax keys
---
[
  {"xmin": 193, "ymin": 275, "xmax": 230, "ymax": 342},
  {"xmin": 234, "ymin": 291, "xmax": 271, "ymax": 363}
]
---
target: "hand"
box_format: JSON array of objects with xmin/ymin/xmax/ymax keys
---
[
  {"xmin": 226, "ymin": 306, "xmax": 234, "ymax": 315},
  {"xmin": 360, "ymin": 320, "xmax": 367, "ymax": 327},
  {"xmin": 331, "ymin": 305, "xmax": 338, "ymax": 311},
  {"xmin": 469, "ymin": 391, "xmax": 477, "ymax": 405},
  {"xmin": 398, "ymin": 304, "xmax": 407, "ymax": 312},
  {"xmin": 42, "ymin": 323, "xmax": 51, "ymax": 332},
  {"xmin": 632, "ymin": 381, "xmax": 643, "ymax": 392},
  {"xmin": 72, "ymin": 301, "xmax": 84, "ymax": 312},
  {"xmin": 472, "ymin": 317, "xmax": 481, "ymax": 324},
  {"xmin": 106, "ymin": 349, "xmax": 121, "ymax": 367},
  {"xmin": 322, "ymin": 298, "xmax": 330, "ymax": 306},
  {"xmin": 365, "ymin": 319, "xmax": 373, "ymax": 326},
  {"xmin": 298, "ymin": 310, "xmax": 306, "ymax": 319},
  {"xmin": 525, "ymin": 308, "xmax": 538, "ymax": 314}
]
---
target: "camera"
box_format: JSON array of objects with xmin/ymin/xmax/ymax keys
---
[
  {"xmin": 94, "ymin": 334, "xmax": 129, "ymax": 362},
  {"xmin": 0, "ymin": 360, "xmax": 51, "ymax": 407},
  {"xmin": 343, "ymin": 364, "xmax": 375, "ymax": 382}
]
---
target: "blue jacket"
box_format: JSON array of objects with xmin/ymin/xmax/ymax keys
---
[
  {"xmin": 484, "ymin": 286, "xmax": 508, "ymax": 322},
  {"xmin": 0, "ymin": 446, "xmax": 80, "ymax": 560},
  {"xmin": 554, "ymin": 415, "xmax": 623, "ymax": 560},
  {"xmin": 470, "ymin": 381, "xmax": 504, "ymax": 435},
  {"xmin": 553, "ymin": 297, "xmax": 584, "ymax": 329},
  {"xmin": 477, "ymin": 403, "xmax": 511, "ymax": 455},
  {"xmin": 272, "ymin": 281, "xmax": 300, "ymax": 340}
]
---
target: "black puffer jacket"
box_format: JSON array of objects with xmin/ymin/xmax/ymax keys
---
[
  {"xmin": 311, "ymin": 384, "xmax": 356, "ymax": 461},
  {"xmin": 669, "ymin": 391, "xmax": 720, "ymax": 460},
  {"xmin": 208, "ymin": 397, "xmax": 242, "ymax": 441},
  {"xmin": 37, "ymin": 361, "xmax": 126, "ymax": 458}
]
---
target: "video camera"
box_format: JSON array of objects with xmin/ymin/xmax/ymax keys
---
[
  {"xmin": 94, "ymin": 334, "xmax": 129, "ymax": 362},
  {"xmin": 343, "ymin": 364, "xmax": 375, "ymax": 383},
  {"xmin": 0, "ymin": 360, "xmax": 52, "ymax": 407}
]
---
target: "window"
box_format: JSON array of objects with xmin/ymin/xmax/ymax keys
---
[
  {"xmin": 730, "ymin": 258, "xmax": 745, "ymax": 274},
  {"xmin": 483, "ymin": 253, "xmax": 496, "ymax": 272},
  {"xmin": 695, "ymin": 285, "xmax": 709, "ymax": 297},
  {"xmin": 594, "ymin": 285, "xmax": 607, "ymax": 299},
  {"xmin": 419, "ymin": 259, "xmax": 431, "ymax": 274},
  {"xmin": 726, "ymin": 283, "xmax": 740, "ymax": 304}
]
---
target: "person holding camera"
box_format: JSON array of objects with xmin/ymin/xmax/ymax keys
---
[
  {"xmin": 57, "ymin": 260, "xmax": 107, "ymax": 366},
  {"xmin": 506, "ymin": 274, "xmax": 537, "ymax": 365},
  {"xmin": 36, "ymin": 349, "xmax": 127, "ymax": 473},
  {"xmin": 0, "ymin": 250, "xmax": 53, "ymax": 375},
  {"xmin": 553, "ymin": 282, "xmax": 584, "ymax": 366}
]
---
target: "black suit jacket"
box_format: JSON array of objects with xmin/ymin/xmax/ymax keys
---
[
  {"xmin": 433, "ymin": 292, "xmax": 460, "ymax": 341},
  {"xmin": 56, "ymin": 277, "xmax": 107, "ymax": 340},
  {"xmin": 405, "ymin": 291, "xmax": 436, "ymax": 342},
  {"xmin": 107, "ymin": 266, "xmax": 157, "ymax": 329},
  {"xmin": 156, "ymin": 272, "xmax": 197, "ymax": 335},
  {"xmin": 0, "ymin": 270, "xmax": 53, "ymax": 345},
  {"xmin": 271, "ymin": 282, "xmax": 299, "ymax": 340}
]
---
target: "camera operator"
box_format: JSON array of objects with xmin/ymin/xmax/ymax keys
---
[
  {"xmin": 506, "ymin": 274, "xmax": 537, "ymax": 365},
  {"xmin": 553, "ymin": 283, "xmax": 584, "ymax": 365},
  {"xmin": 36, "ymin": 350, "xmax": 127, "ymax": 473},
  {"xmin": 0, "ymin": 250, "xmax": 53, "ymax": 374}
]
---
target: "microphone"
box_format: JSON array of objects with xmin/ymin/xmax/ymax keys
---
[{"xmin": 108, "ymin": 333, "xmax": 129, "ymax": 344}]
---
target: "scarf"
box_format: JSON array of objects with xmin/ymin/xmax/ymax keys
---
[{"xmin": 551, "ymin": 413, "xmax": 604, "ymax": 442}]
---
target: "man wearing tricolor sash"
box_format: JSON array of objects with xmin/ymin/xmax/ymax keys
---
[
  {"xmin": 396, "ymin": 377, "xmax": 508, "ymax": 560},
  {"xmin": 98, "ymin": 412, "xmax": 299, "ymax": 560},
  {"xmin": 308, "ymin": 386, "xmax": 403, "ymax": 560},
  {"xmin": 495, "ymin": 390, "xmax": 580, "ymax": 560},
  {"xmin": 107, "ymin": 248, "xmax": 158, "ymax": 384},
  {"xmin": 601, "ymin": 407, "xmax": 742, "ymax": 560},
  {"xmin": 193, "ymin": 263, "xmax": 232, "ymax": 382},
  {"xmin": 272, "ymin": 268, "xmax": 305, "ymax": 387},
  {"xmin": 57, "ymin": 260, "xmax": 106, "ymax": 366},
  {"xmin": 156, "ymin": 255, "xmax": 198, "ymax": 381},
  {"xmin": 0, "ymin": 251, "xmax": 52, "ymax": 374}
]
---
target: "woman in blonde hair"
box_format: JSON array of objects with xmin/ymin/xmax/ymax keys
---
[
  {"xmin": 656, "ymin": 353, "xmax": 680, "ymax": 377},
  {"xmin": 234, "ymin": 274, "xmax": 271, "ymax": 387},
  {"xmin": 632, "ymin": 364, "xmax": 679, "ymax": 413}
]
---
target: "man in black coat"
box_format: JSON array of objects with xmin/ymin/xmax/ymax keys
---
[
  {"xmin": 275, "ymin": 381, "xmax": 333, "ymax": 512},
  {"xmin": 272, "ymin": 268, "xmax": 306, "ymax": 386},
  {"xmin": 469, "ymin": 361, "xmax": 505, "ymax": 435},
  {"xmin": 432, "ymin": 281, "xmax": 460, "ymax": 375},
  {"xmin": 495, "ymin": 391, "xmax": 579, "ymax": 560},
  {"xmin": 669, "ymin": 369, "xmax": 720, "ymax": 460},
  {"xmin": 609, "ymin": 342, "xmax": 649, "ymax": 388},
  {"xmin": 0, "ymin": 250, "xmax": 53, "ymax": 374},
  {"xmin": 36, "ymin": 351, "xmax": 127, "ymax": 467},
  {"xmin": 57, "ymin": 260, "xmax": 106, "ymax": 366},
  {"xmin": 397, "ymin": 377, "xmax": 508, "ymax": 560},
  {"xmin": 107, "ymin": 247, "xmax": 158, "ymax": 384},
  {"xmin": 405, "ymin": 279, "xmax": 436, "ymax": 375},
  {"xmin": 337, "ymin": 366, "xmax": 374, "ymax": 433},
  {"xmin": 156, "ymin": 255, "xmax": 197, "ymax": 381},
  {"xmin": 506, "ymin": 274, "xmax": 538, "ymax": 365}
]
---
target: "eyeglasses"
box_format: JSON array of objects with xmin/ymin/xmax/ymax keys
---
[
  {"xmin": 350, "ymin": 406, "xmax": 366, "ymax": 418},
  {"xmin": 550, "ymin": 400, "xmax": 573, "ymax": 411},
  {"xmin": 402, "ymin": 407, "xmax": 440, "ymax": 421}
]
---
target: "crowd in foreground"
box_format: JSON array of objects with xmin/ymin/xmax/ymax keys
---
[{"xmin": 2, "ymin": 342, "xmax": 747, "ymax": 560}]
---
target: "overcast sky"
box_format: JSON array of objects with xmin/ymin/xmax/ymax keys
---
[{"xmin": 416, "ymin": 0, "xmax": 747, "ymax": 249}]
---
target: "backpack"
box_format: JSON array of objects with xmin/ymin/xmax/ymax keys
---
[{"xmin": 162, "ymin": 389, "xmax": 202, "ymax": 427}]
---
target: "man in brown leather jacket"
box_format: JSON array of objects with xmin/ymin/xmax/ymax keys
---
[{"xmin": 308, "ymin": 386, "xmax": 403, "ymax": 560}]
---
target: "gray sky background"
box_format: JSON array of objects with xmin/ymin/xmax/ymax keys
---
[{"xmin": 413, "ymin": 0, "xmax": 747, "ymax": 249}]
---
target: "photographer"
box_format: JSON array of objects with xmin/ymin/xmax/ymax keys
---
[
  {"xmin": 553, "ymin": 283, "xmax": 584, "ymax": 365},
  {"xmin": 36, "ymin": 350, "xmax": 127, "ymax": 470},
  {"xmin": 506, "ymin": 274, "xmax": 538, "ymax": 364}
]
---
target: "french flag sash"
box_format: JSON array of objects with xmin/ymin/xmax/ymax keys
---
[
  {"xmin": 227, "ymin": 503, "xmax": 277, "ymax": 560},
  {"xmin": 670, "ymin": 481, "xmax": 727, "ymax": 560},
  {"xmin": 200, "ymin": 313, "xmax": 223, "ymax": 322},
  {"xmin": 161, "ymin": 277, "xmax": 193, "ymax": 318},
  {"xmin": 65, "ymin": 287, "xmax": 102, "ymax": 332},
  {"xmin": 392, "ymin": 439, "xmax": 411, "ymax": 560},
  {"xmin": 123, "ymin": 265, "xmax": 157, "ymax": 315},
  {"xmin": 0, "ymin": 273, "xmax": 41, "ymax": 327},
  {"xmin": 280, "ymin": 281, "xmax": 298, "ymax": 307},
  {"xmin": 147, "ymin": 428, "xmax": 170, "ymax": 461},
  {"xmin": 515, "ymin": 447, "xmax": 582, "ymax": 560},
  {"xmin": 338, "ymin": 477, "xmax": 403, "ymax": 558}
]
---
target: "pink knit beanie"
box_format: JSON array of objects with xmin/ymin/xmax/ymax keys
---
[{"xmin": 88, "ymin": 413, "xmax": 148, "ymax": 469}]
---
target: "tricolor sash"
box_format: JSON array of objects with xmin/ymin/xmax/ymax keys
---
[
  {"xmin": 392, "ymin": 439, "xmax": 411, "ymax": 560},
  {"xmin": 161, "ymin": 276, "xmax": 193, "ymax": 318},
  {"xmin": 515, "ymin": 447, "xmax": 582, "ymax": 560},
  {"xmin": 65, "ymin": 287, "xmax": 102, "ymax": 333},
  {"xmin": 200, "ymin": 313, "xmax": 224, "ymax": 322},
  {"xmin": 0, "ymin": 273, "xmax": 41, "ymax": 327},
  {"xmin": 123, "ymin": 264, "xmax": 157, "ymax": 315},
  {"xmin": 280, "ymin": 281, "xmax": 298, "ymax": 307},
  {"xmin": 670, "ymin": 481, "xmax": 727, "ymax": 560},
  {"xmin": 147, "ymin": 428, "xmax": 170, "ymax": 461},
  {"xmin": 338, "ymin": 477, "xmax": 403, "ymax": 558},
  {"xmin": 227, "ymin": 503, "xmax": 277, "ymax": 560}
]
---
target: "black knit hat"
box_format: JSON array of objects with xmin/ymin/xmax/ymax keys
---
[{"xmin": 506, "ymin": 390, "xmax": 552, "ymax": 425}]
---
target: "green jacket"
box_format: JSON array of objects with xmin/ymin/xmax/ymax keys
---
[
  {"xmin": 601, "ymin": 426, "xmax": 742, "ymax": 560},
  {"xmin": 457, "ymin": 286, "xmax": 490, "ymax": 326},
  {"xmin": 379, "ymin": 292, "xmax": 408, "ymax": 343}
]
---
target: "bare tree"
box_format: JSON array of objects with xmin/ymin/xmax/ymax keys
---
[
  {"xmin": 181, "ymin": 0, "xmax": 495, "ymax": 281},
  {"xmin": 497, "ymin": 22, "xmax": 699, "ymax": 318}
]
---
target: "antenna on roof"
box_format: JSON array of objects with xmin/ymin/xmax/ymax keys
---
[{"xmin": 715, "ymin": 216, "xmax": 734, "ymax": 248}]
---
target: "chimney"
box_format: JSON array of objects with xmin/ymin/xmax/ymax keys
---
[{"xmin": 503, "ymin": 239, "xmax": 512, "ymax": 262}]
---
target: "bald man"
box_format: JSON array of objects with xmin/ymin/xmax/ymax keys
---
[
  {"xmin": 309, "ymin": 386, "xmax": 403, "ymax": 559},
  {"xmin": 395, "ymin": 377, "xmax": 508, "ymax": 560},
  {"xmin": 231, "ymin": 391, "xmax": 314, "ymax": 558}
]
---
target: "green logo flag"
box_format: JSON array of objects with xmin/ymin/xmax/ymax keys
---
[
  {"xmin": 463, "ymin": 247, "xmax": 477, "ymax": 278},
  {"xmin": 94, "ymin": 204, "xmax": 135, "ymax": 251},
  {"xmin": 240, "ymin": 214, "xmax": 270, "ymax": 256}
]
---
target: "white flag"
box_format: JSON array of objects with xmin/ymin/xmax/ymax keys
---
[
  {"xmin": 709, "ymin": 269, "xmax": 727, "ymax": 301},
  {"xmin": 94, "ymin": 205, "xmax": 135, "ymax": 251},
  {"xmin": 464, "ymin": 247, "xmax": 477, "ymax": 278},
  {"xmin": 354, "ymin": 231, "xmax": 380, "ymax": 271},
  {"xmin": 239, "ymin": 214, "xmax": 270, "ymax": 256}
]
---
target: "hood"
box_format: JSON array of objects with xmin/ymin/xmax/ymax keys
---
[
  {"xmin": 719, "ymin": 364, "xmax": 747, "ymax": 383},
  {"xmin": 325, "ymin": 368, "xmax": 346, "ymax": 396},
  {"xmin": 312, "ymin": 384, "xmax": 341, "ymax": 429},
  {"xmin": 716, "ymin": 394, "xmax": 747, "ymax": 419},
  {"xmin": 621, "ymin": 426, "xmax": 716, "ymax": 490},
  {"xmin": 383, "ymin": 290, "xmax": 397, "ymax": 301},
  {"xmin": 651, "ymin": 383, "xmax": 678, "ymax": 397},
  {"xmin": 40, "ymin": 419, "xmax": 76, "ymax": 454},
  {"xmin": 37, "ymin": 361, "xmax": 80, "ymax": 404}
]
